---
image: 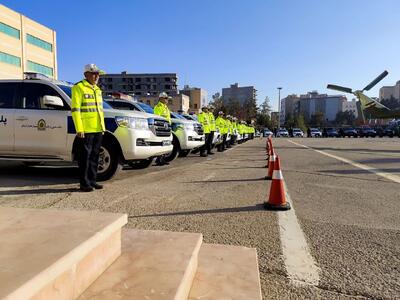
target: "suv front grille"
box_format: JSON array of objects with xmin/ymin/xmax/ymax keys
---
[
  {"xmin": 194, "ymin": 123, "xmax": 204, "ymax": 135},
  {"xmin": 152, "ymin": 119, "xmax": 171, "ymax": 137}
]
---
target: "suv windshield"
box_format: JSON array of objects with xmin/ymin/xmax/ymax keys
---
[
  {"xmin": 57, "ymin": 84, "xmax": 72, "ymax": 98},
  {"xmin": 171, "ymin": 112, "xmax": 186, "ymax": 120},
  {"xmin": 136, "ymin": 102, "xmax": 154, "ymax": 114}
]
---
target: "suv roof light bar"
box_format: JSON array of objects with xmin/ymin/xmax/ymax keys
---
[{"xmin": 23, "ymin": 72, "xmax": 74, "ymax": 87}]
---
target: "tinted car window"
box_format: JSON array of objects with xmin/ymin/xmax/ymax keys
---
[
  {"xmin": 0, "ymin": 83, "xmax": 19, "ymax": 108},
  {"xmin": 107, "ymin": 101, "xmax": 139, "ymax": 111},
  {"xmin": 22, "ymin": 83, "xmax": 67, "ymax": 110}
]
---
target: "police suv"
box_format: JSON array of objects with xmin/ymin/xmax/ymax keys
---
[
  {"xmin": 105, "ymin": 100, "xmax": 205, "ymax": 161},
  {"xmin": 0, "ymin": 73, "xmax": 173, "ymax": 180}
]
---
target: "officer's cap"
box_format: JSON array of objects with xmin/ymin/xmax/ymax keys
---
[{"xmin": 84, "ymin": 64, "xmax": 105, "ymax": 74}]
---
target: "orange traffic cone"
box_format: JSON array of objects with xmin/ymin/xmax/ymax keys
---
[
  {"xmin": 264, "ymin": 156, "xmax": 291, "ymax": 210},
  {"xmin": 265, "ymin": 151, "xmax": 275, "ymax": 179}
]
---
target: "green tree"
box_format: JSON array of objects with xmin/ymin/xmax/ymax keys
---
[
  {"xmin": 335, "ymin": 111, "xmax": 355, "ymax": 126},
  {"xmin": 294, "ymin": 114, "xmax": 307, "ymax": 132},
  {"xmin": 260, "ymin": 96, "xmax": 272, "ymax": 116},
  {"xmin": 310, "ymin": 112, "xmax": 325, "ymax": 127}
]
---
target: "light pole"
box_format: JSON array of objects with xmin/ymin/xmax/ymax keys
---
[{"xmin": 277, "ymin": 87, "xmax": 282, "ymax": 128}]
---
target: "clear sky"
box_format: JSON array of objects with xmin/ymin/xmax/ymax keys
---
[{"xmin": 3, "ymin": 0, "xmax": 400, "ymax": 110}]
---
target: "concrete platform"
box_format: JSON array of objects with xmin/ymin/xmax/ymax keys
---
[
  {"xmin": 189, "ymin": 244, "xmax": 262, "ymax": 300},
  {"xmin": 0, "ymin": 207, "xmax": 127, "ymax": 300},
  {"xmin": 79, "ymin": 229, "xmax": 203, "ymax": 300}
]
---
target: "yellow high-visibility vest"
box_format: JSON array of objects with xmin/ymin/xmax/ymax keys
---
[{"xmin": 71, "ymin": 79, "xmax": 105, "ymax": 133}]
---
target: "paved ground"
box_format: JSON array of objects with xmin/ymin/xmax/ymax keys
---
[{"xmin": 0, "ymin": 137, "xmax": 399, "ymax": 299}]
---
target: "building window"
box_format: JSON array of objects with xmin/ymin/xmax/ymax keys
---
[
  {"xmin": 107, "ymin": 78, "xmax": 112, "ymax": 82},
  {"xmin": 194, "ymin": 104, "xmax": 198, "ymax": 109},
  {"xmin": 26, "ymin": 34, "xmax": 53, "ymax": 52},
  {"xmin": 122, "ymin": 85, "xmax": 126, "ymax": 89},
  {"xmin": 0, "ymin": 51, "xmax": 21, "ymax": 67},
  {"xmin": 135, "ymin": 85, "xmax": 141, "ymax": 89},
  {"xmin": 107, "ymin": 84, "xmax": 112, "ymax": 89},
  {"xmin": 146, "ymin": 78, "xmax": 150, "ymax": 82},
  {"xmin": 27, "ymin": 60, "xmax": 53, "ymax": 77},
  {"xmin": 152, "ymin": 85, "xmax": 157, "ymax": 90},
  {"xmin": 0, "ymin": 22, "xmax": 20, "ymax": 39},
  {"xmin": 165, "ymin": 77, "xmax": 171, "ymax": 82},
  {"xmin": 165, "ymin": 85, "xmax": 171, "ymax": 89},
  {"xmin": 122, "ymin": 78, "xmax": 126, "ymax": 82},
  {"xmin": 135, "ymin": 78, "xmax": 141, "ymax": 82}
]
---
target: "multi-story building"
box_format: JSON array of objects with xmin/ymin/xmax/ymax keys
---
[
  {"xmin": 221, "ymin": 83, "xmax": 257, "ymax": 105},
  {"xmin": 342, "ymin": 98, "xmax": 358, "ymax": 118},
  {"xmin": 379, "ymin": 81, "xmax": 400, "ymax": 101},
  {"xmin": 138, "ymin": 94, "xmax": 190, "ymax": 114},
  {"xmin": 280, "ymin": 94, "xmax": 300, "ymax": 124},
  {"xmin": 281, "ymin": 91, "xmax": 346, "ymax": 124},
  {"xmin": 0, "ymin": 4, "xmax": 57, "ymax": 79},
  {"xmin": 180, "ymin": 85, "xmax": 208, "ymax": 114},
  {"xmin": 299, "ymin": 91, "xmax": 346, "ymax": 122},
  {"xmin": 99, "ymin": 72, "xmax": 178, "ymax": 97}
]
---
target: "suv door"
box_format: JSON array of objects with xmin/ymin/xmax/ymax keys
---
[
  {"xmin": 0, "ymin": 83, "xmax": 20, "ymax": 154},
  {"xmin": 14, "ymin": 82, "xmax": 69, "ymax": 157}
]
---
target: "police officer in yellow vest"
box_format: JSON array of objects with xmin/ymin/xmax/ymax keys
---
[
  {"xmin": 153, "ymin": 92, "xmax": 171, "ymax": 165},
  {"xmin": 215, "ymin": 111, "xmax": 227, "ymax": 152},
  {"xmin": 71, "ymin": 64, "xmax": 105, "ymax": 192},
  {"xmin": 207, "ymin": 105, "xmax": 216, "ymax": 155},
  {"xmin": 197, "ymin": 106, "xmax": 211, "ymax": 157}
]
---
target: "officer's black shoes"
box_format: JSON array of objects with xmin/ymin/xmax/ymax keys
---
[
  {"xmin": 200, "ymin": 152, "xmax": 208, "ymax": 157},
  {"xmin": 80, "ymin": 185, "xmax": 94, "ymax": 192},
  {"xmin": 92, "ymin": 183, "xmax": 103, "ymax": 190},
  {"xmin": 208, "ymin": 152, "xmax": 215, "ymax": 155},
  {"xmin": 164, "ymin": 161, "xmax": 170, "ymax": 165}
]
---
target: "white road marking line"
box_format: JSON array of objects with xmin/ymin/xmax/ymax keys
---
[
  {"xmin": 203, "ymin": 172, "xmax": 216, "ymax": 181},
  {"xmin": 277, "ymin": 182, "xmax": 320, "ymax": 286},
  {"xmin": 288, "ymin": 140, "xmax": 400, "ymax": 184}
]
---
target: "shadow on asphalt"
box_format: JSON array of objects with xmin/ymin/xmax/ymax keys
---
[
  {"xmin": 312, "ymin": 147, "xmax": 400, "ymax": 154},
  {"xmin": 320, "ymin": 168, "xmax": 400, "ymax": 175},
  {"xmin": 129, "ymin": 203, "xmax": 265, "ymax": 218},
  {"xmin": 184, "ymin": 178, "xmax": 266, "ymax": 184},
  {"xmin": 357, "ymin": 158, "xmax": 400, "ymax": 164},
  {"xmin": 0, "ymin": 187, "xmax": 79, "ymax": 196}
]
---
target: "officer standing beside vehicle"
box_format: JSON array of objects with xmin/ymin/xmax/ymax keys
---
[
  {"xmin": 197, "ymin": 106, "xmax": 211, "ymax": 157},
  {"xmin": 216, "ymin": 111, "xmax": 227, "ymax": 152},
  {"xmin": 153, "ymin": 92, "xmax": 172, "ymax": 165},
  {"xmin": 71, "ymin": 64, "xmax": 105, "ymax": 192},
  {"xmin": 207, "ymin": 105, "xmax": 216, "ymax": 155}
]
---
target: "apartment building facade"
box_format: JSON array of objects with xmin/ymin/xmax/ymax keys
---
[
  {"xmin": 221, "ymin": 83, "xmax": 257, "ymax": 105},
  {"xmin": 138, "ymin": 94, "xmax": 190, "ymax": 114},
  {"xmin": 0, "ymin": 4, "xmax": 57, "ymax": 79},
  {"xmin": 342, "ymin": 98, "xmax": 359, "ymax": 118},
  {"xmin": 180, "ymin": 85, "xmax": 208, "ymax": 114},
  {"xmin": 99, "ymin": 72, "xmax": 178, "ymax": 97},
  {"xmin": 379, "ymin": 80, "xmax": 400, "ymax": 101}
]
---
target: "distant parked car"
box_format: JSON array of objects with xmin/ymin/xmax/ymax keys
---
[
  {"xmin": 323, "ymin": 127, "xmax": 339, "ymax": 138},
  {"xmin": 310, "ymin": 128, "xmax": 322, "ymax": 138},
  {"xmin": 292, "ymin": 128, "xmax": 304, "ymax": 137},
  {"xmin": 357, "ymin": 127, "xmax": 376, "ymax": 138},
  {"xmin": 263, "ymin": 128, "xmax": 273, "ymax": 137},
  {"xmin": 255, "ymin": 131, "xmax": 261, "ymax": 137},
  {"xmin": 339, "ymin": 127, "xmax": 358, "ymax": 138},
  {"xmin": 277, "ymin": 128, "xmax": 289, "ymax": 137}
]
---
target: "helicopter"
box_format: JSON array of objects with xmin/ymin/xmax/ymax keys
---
[{"xmin": 327, "ymin": 70, "xmax": 400, "ymax": 121}]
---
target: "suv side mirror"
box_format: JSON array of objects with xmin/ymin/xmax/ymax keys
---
[{"xmin": 43, "ymin": 95, "xmax": 64, "ymax": 107}]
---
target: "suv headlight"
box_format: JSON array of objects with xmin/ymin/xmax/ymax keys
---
[
  {"xmin": 184, "ymin": 123, "xmax": 195, "ymax": 131},
  {"xmin": 115, "ymin": 116, "xmax": 149, "ymax": 130}
]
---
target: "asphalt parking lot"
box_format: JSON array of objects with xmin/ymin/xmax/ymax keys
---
[{"xmin": 0, "ymin": 137, "xmax": 399, "ymax": 299}]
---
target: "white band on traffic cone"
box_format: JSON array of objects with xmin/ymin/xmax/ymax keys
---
[{"xmin": 272, "ymin": 170, "xmax": 283, "ymax": 180}]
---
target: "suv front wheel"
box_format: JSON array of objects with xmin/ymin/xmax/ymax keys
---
[{"xmin": 97, "ymin": 142, "xmax": 122, "ymax": 181}]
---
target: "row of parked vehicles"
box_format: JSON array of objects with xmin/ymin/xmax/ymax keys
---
[
  {"xmin": 263, "ymin": 125, "xmax": 400, "ymax": 138},
  {"xmin": 0, "ymin": 73, "xmax": 252, "ymax": 182}
]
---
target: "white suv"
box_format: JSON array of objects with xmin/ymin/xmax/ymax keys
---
[{"xmin": 0, "ymin": 73, "xmax": 173, "ymax": 180}]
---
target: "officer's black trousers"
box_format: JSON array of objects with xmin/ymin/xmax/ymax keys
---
[
  {"xmin": 218, "ymin": 134, "xmax": 227, "ymax": 152},
  {"xmin": 78, "ymin": 132, "xmax": 103, "ymax": 187},
  {"xmin": 207, "ymin": 131, "xmax": 214, "ymax": 153},
  {"xmin": 200, "ymin": 133, "xmax": 210, "ymax": 154}
]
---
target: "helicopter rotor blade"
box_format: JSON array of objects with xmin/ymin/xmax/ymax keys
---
[
  {"xmin": 362, "ymin": 70, "xmax": 389, "ymax": 91},
  {"xmin": 327, "ymin": 84, "xmax": 353, "ymax": 94}
]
